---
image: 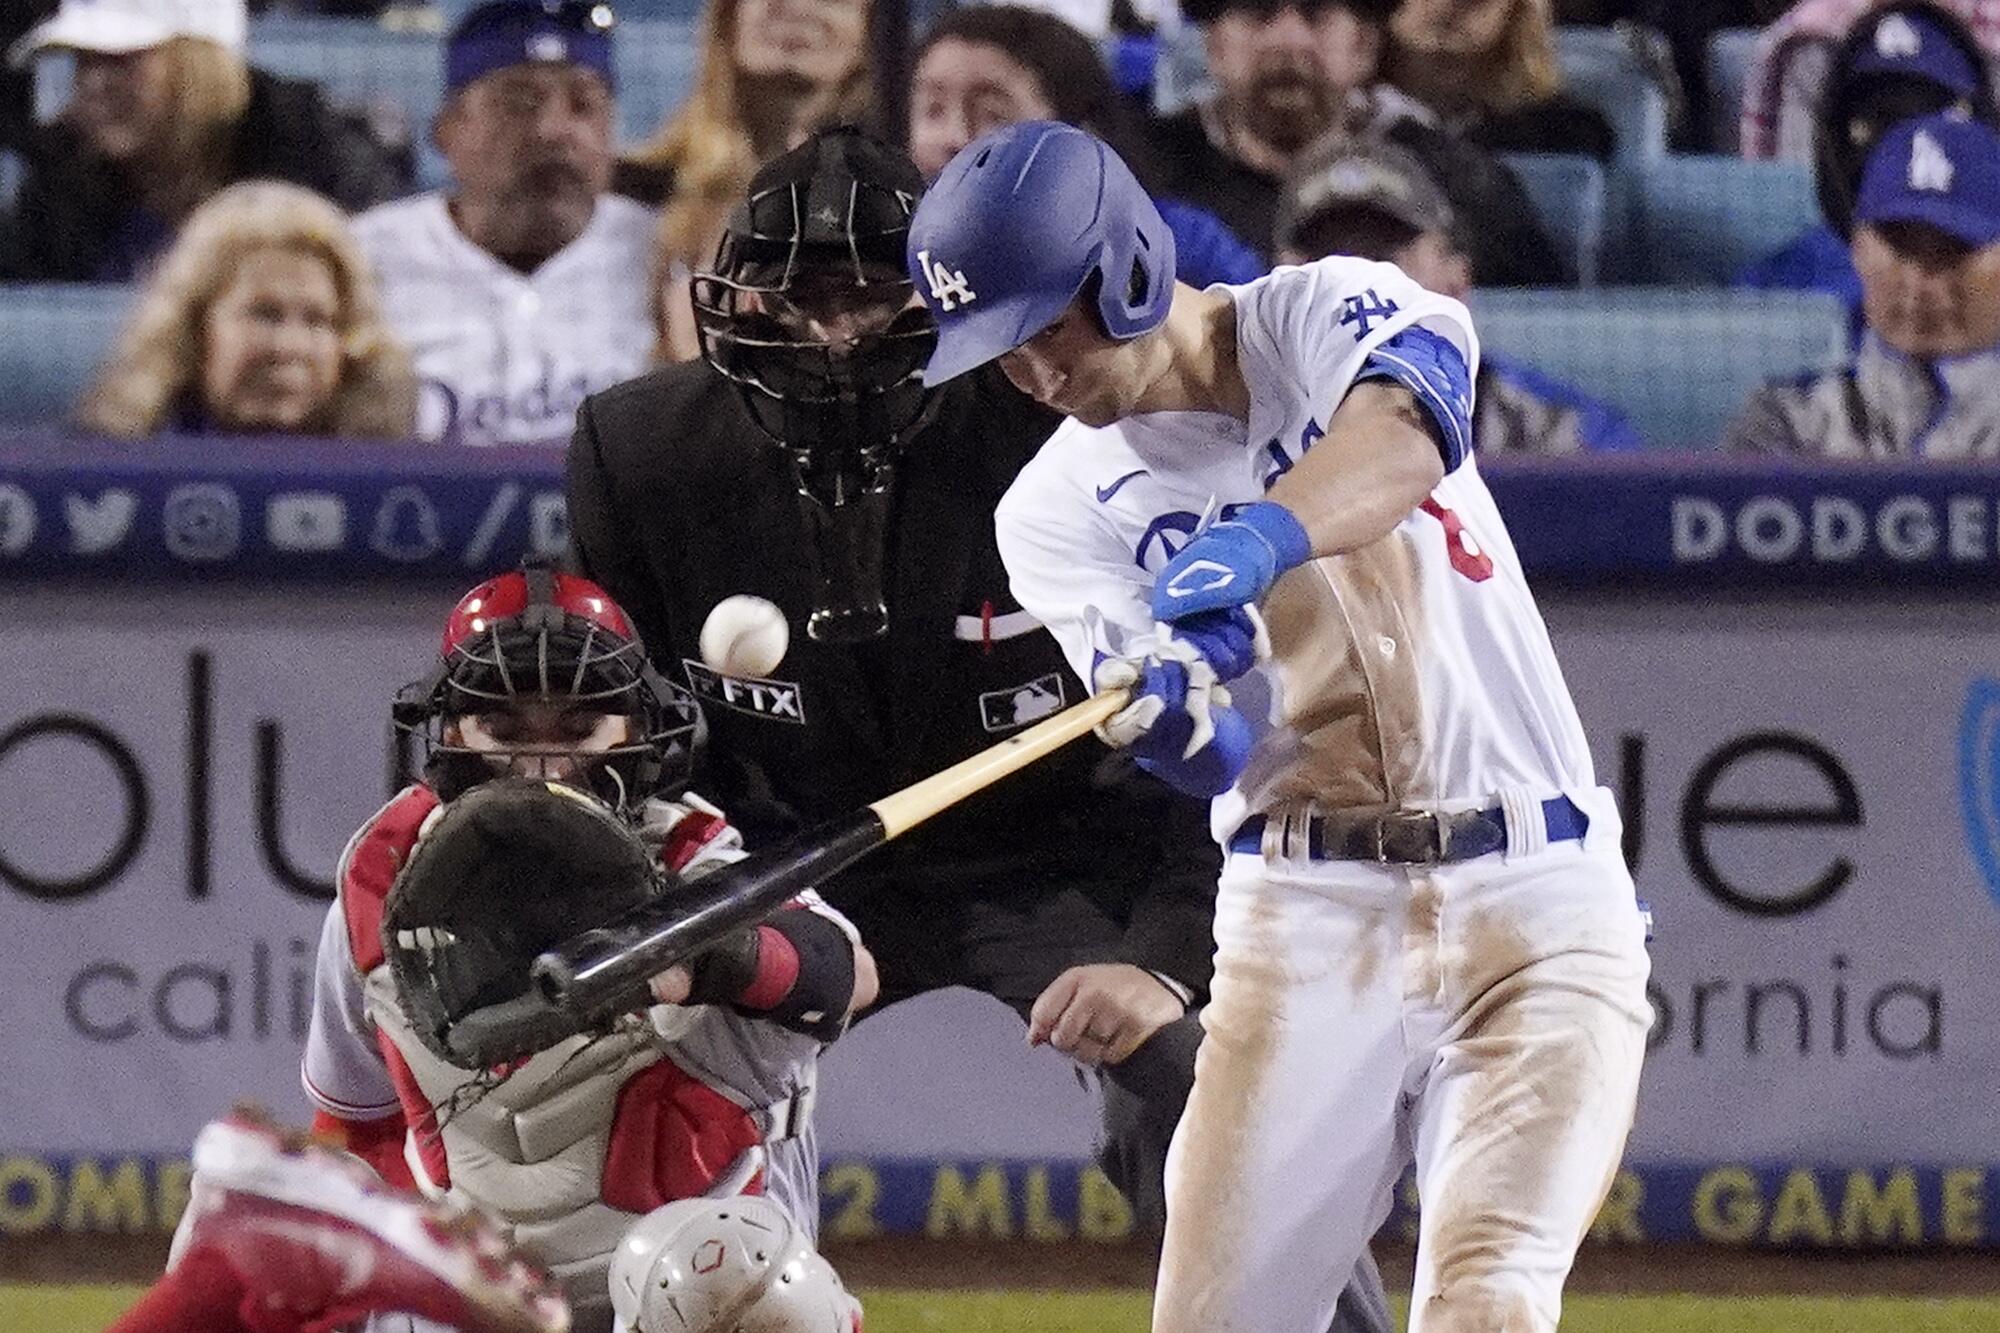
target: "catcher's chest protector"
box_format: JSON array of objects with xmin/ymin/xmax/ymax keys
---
[{"xmin": 338, "ymin": 789, "xmax": 773, "ymax": 1329}]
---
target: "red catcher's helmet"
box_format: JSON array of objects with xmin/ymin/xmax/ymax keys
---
[{"xmin": 395, "ymin": 563, "xmax": 702, "ymax": 807}]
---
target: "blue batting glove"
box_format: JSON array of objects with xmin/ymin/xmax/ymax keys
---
[
  {"xmin": 1151, "ymin": 501, "xmax": 1312, "ymax": 622},
  {"xmin": 1167, "ymin": 607, "xmax": 1268, "ymax": 683},
  {"xmin": 1134, "ymin": 703, "xmax": 1253, "ymax": 798},
  {"xmin": 1093, "ymin": 651, "xmax": 1252, "ymax": 796}
]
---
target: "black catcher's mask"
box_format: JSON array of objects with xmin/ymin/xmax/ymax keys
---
[
  {"xmin": 693, "ymin": 127, "xmax": 939, "ymax": 643},
  {"xmin": 392, "ymin": 562, "xmax": 704, "ymax": 811}
]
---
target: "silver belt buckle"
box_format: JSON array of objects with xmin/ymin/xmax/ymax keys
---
[{"xmin": 1375, "ymin": 810, "xmax": 1447, "ymax": 864}]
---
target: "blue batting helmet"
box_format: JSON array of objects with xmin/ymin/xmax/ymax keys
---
[{"xmin": 906, "ymin": 121, "xmax": 1177, "ymax": 386}]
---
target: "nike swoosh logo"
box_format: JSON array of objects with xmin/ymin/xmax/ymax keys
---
[{"xmin": 1095, "ymin": 470, "xmax": 1146, "ymax": 503}]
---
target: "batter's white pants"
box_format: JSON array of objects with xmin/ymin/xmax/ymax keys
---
[{"xmin": 1153, "ymin": 786, "xmax": 1651, "ymax": 1333}]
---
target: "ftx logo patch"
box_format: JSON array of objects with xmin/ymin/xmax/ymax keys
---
[{"xmin": 684, "ymin": 660, "xmax": 806, "ymax": 724}]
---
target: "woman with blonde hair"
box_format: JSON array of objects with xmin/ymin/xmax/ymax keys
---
[
  {"xmin": 0, "ymin": 0, "xmax": 404, "ymax": 281},
  {"xmin": 618, "ymin": 0, "xmax": 878, "ymax": 359},
  {"xmin": 1382, "ymin": 0, "xmax": 1615, "ymax": 157},
  {"xmin": 80, "ymin": 181, "xmax": 418, "ymax": 440}
]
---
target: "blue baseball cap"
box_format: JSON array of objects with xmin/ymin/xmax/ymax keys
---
[
  {"xmin": 446, "ymin": 0, "xmax": 615, "ymax": 97},
  {"xmin": 1848, "ymin": 8, "xmax": 1984, "ymax": 99},
  {"xmin": 1856, "ymin": 114, "xmax": 2000, "ymax": 247}
]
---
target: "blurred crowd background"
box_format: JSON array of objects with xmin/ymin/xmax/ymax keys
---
[{"xmin": 0, "ymin": 0, "xmax": 1996, "ymax": 460}]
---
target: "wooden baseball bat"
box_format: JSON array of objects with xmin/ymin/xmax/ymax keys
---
[{"xmin": 442, "ymin": 688, "xmax": 1127, "ymax": 1064}]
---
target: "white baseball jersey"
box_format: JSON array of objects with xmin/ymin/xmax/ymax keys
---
[
  {"xmin": 996, "ymin": 258, "xmax": 1598, "ymax": 839},
  {"xmin": 352, "ymin": 193, "xmax": 658, "ymax": 447}
]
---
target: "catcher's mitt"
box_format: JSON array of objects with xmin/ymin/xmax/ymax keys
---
[{"xmin": 383, "ymin": 778, "xmax": 668, "ymax": 1068}]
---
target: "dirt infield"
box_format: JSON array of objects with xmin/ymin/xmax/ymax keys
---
[{"xmin": 10, "ymin": 1234, "xmax": 1998, "ymax": 1297}]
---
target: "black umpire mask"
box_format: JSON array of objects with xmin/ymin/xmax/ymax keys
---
[{"xmin": 694, "ymin": 127, "xmax": 940, "ymax": 644}]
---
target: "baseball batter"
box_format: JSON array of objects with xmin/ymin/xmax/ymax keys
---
[{"xmin": 908, "ymin": 121, "xmax": 1653, "ymax": 1332}]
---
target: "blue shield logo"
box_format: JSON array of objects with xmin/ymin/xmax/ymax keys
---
[{"xmin": 1956, "ymin": 677, "xmax": 2000, "ymax": 909}]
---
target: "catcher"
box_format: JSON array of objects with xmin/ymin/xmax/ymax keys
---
[
  {"xmin": 110, "ymin": 1108, "xmax": 862, "ymax": 1333},
  {"xmin": 300, "ymin": 563, "xmax": 877, "ymax": 1333}
]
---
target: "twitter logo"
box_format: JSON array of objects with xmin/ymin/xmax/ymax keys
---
[{"xmin": 64, "ymin": 489, "xmax": 138, "ymax": 555}]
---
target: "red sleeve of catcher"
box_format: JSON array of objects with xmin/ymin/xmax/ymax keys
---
[
  {"xmin": 340, "ymin": 786, "xmax": 441, "ymax": 973},
  {"xmin": 310, "ymin": 1109, "xmax": 416, "ymax": 1193}
]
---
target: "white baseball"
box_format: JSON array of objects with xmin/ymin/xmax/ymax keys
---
[{"xmin": 699, "ymin": 595, "xmax": 790, "ymax": 677}]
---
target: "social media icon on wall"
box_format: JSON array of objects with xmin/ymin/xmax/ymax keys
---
[
  {"xmin": 370, "ymin": 486, "xmax": 445, "ymax": 563},
  {"xmin": 529, "ymin": 491, "xmax": 569, "ymax": 558},
  {"xmin": 63, "ymin": 489, "xmax": 138, "ymax": 554},
  {"xmin": 267, "ymin": 492, "xmax": 347, "ymax": 553},
  {"xmin": 0, "ymin": 484, "xmax": 39, "ymax": 557},
  {"xmin": 162, "ymin": 483, "xmax": 241, "ymax": 562}
]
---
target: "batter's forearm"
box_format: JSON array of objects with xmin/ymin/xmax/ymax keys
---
[{"xmin": 1265, "ymin": 382, "xmax": 1446, "ymax": 558}]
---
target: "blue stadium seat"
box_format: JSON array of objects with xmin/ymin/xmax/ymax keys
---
[
  {"xmin": 246, "ymin": 17, "xmax": 449, "ymax": 188},
  {"xmin": 616, "ymin": 18, "xmax": 701, "ymax": 152},
  {"xmin": 0, "ymin": 285, "xmax": 135, "ymax": 429},
  {"xmin": 1706, "ymin": 27, "xmax": 1762, "ymax": 154},
  {"xmin": 0, "ymin": 149, "xmax": 21, "ymax": 214},
  {"xmin": 247, "ymin": 16, "xmax": 698, "ymax": 192},
  {"xmin": 1554, "ymin": 26, "xmax": 1669, "ymax": 165},
  {"xmin": 1467, "ymin": 289, "xmax": 1847, "ymax": 447},
  {"xmin": 1636, "ymin": 155, "xmax": 1818, "ymax": 285},
  {"xmin": 1498, "ymin": 152, "xmax": 1606, "ymax": 286}
]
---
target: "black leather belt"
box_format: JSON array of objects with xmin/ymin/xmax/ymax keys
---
[{"xmin": 1228, "ymin": 796, "xmax": 1589, "ymax": 865}]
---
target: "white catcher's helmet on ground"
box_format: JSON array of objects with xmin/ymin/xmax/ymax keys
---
[{"xmin": 608, "ymin": 1192, "xmax": 862, "ymax": 1333}]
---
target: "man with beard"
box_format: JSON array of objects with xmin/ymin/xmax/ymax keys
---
[
  {"xmin": 1146, "ymin": 0, "xmax": 1564, "ymax": 285},
  {"xmin": 352, "ymin": 0, "xmax": 656, "ymax": 446},
  {"xmin": 567, "ymin": 127, "xmax": 1393, "ymax": 1333}
]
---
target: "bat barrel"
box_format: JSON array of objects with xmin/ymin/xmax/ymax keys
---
[{"xmin": 531, "ymin": 809, "xmax": 887, "ymax": 1011}]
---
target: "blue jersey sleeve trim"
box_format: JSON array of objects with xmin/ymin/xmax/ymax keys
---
[{"xmin": 1353, "ymin": 325, "xmax": 1474, "ymax": 471}]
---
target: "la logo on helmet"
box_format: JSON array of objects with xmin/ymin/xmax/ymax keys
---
[{"xmin": 917, "ymin": 250, "xmax": 977, "ymax": 312}]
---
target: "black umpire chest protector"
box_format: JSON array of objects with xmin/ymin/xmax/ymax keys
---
[{"xmin": 569, "ymin": 361, "xmax": 1116, "ymax": 865}]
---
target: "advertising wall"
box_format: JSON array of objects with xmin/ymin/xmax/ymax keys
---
[{"xmin": 3, "ymin": 444, "xmax": 1997, "ymax": 1245}]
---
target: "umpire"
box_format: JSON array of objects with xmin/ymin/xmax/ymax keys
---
[{"xmin": 568, "ymin": 127, "xmax": 1387, "ymax": 1330}]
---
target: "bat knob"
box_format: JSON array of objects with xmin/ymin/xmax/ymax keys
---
[{"xmin": 530, "ymin": 951, "xmax": 580, "ymax": 1006}]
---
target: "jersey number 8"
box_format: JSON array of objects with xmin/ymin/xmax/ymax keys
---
[{"xmin": 1419, "ymin": 499, "xmax": 1495, "ymax": 583}]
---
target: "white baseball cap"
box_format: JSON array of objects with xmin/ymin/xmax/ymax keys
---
[{"xmin": 9, "ymin": 0, "xmax": 248, "ymax": 67}]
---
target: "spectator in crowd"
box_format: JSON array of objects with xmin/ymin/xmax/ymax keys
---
[
  {"xmin": 78, "ymin": 181, "xmax": 417, "ymax": 439},
  {"xmin": 1741, "ymin": 0, "xmax": 2000, "ymax": 161},
  {"xmin": 0, "ymin": 0, "xmax": 406, "ymax": 282},
  {"xmin": 353, "ymin": 0, "xmax": 655, "ymax": 446},
  {"xmin": 1276, "ymin": 134, "xmax": 1643, "ymax": 451},
  {"xmin": 1739, "ymin": 2, "xmax": 1998, "ymax": 312},
  {"xmin": 621, "ymin": 0, "xmax": 876, "ymax": 359},
  {"xmin": 1382, "ymin": 0, "xmax": 1616, "ymax": 156},
  {"xmin": 1725, "ymin": 114, "xmax": 2000, "ymax": 457},
  {"xmin": 1, "ymin": 1, "xmax": 56, "ymax": 156},
  {"xmin": 909, "ymin": 5, "xmax": 1263, "ymax": 287},
  {"xmin": 1145, "ymin": 0, "xmax": 1567, "ymax": 284}
]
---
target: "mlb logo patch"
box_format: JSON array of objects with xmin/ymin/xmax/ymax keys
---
[
  {"xmin": 979, "ymin": 673, "xmax": 1066, "ymax": 733},
  {"xmin": 684, "ymin": 660, "xmax": 807, "ymax": 724}
]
